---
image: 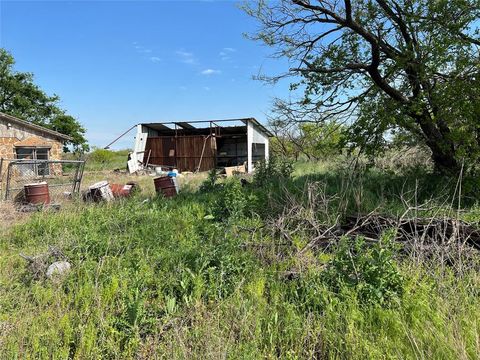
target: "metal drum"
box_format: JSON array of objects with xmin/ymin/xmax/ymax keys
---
[
  {"xmin": 110, "ymin": 183, "xmax": 134, "ymax": 198},
  {"xmin": 24, "ymin": 182, "xmax": 50, "ymax": 205},
  {"xmin": 154, "ymin": 176, "xmax": 177, "ymax": 198}
]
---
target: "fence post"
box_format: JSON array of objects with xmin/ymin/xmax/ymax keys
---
[
  {"xmin": 5, "ymin": 161, "xmax": 13, "ymax": 201},
  {"xmin": 0, "ymin": 158, "xmax": 3, "ymax": 198}
]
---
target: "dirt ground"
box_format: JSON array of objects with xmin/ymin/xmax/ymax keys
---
[{"xmin": 0, "ymin": 201, "xmax": 29, "ymax": 234}]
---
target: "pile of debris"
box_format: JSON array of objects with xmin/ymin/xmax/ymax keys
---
[
  {"xmin": 241, "ymin": 182, "xmax": 480, "ymax": 271},
  {"xmin": 298, "ymin": 213, "xmax": 480, "ymax": 256},
  {"xmin": 20, "ymin": 246, "xmax": 71, "ymax": 280},
  {"xmin": 83, "ymin": 181, "xmax": 139, "ymax": 202},
  {"xmin": 84, "ymin": 171, "xmax": 180, "ymax": 202}
]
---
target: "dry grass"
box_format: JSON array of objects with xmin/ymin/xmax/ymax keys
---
[
  {"xmin": 374, "ymin": 146, "xmax": 433, "ymax": 173},
  {"xmin": 0, "ymin": 202, "xmax": 30, "ymax": 235},
  {"xmin": 0, "ymin": 170, "xmax": 209, "ymax": 232},
  {"xmin": 80, "ymin": 170, "xmax": 209, "ymax": 195}
]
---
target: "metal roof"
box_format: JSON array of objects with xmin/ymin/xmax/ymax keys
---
[
  {"xmin": 175, "ymin": 122, "xmax": 196, "ymax": 129},
  {"xmin": 0, "ymin": 112, "xmax": 73, "ymax": 141},
  {"xmin": 240, "ymin": 118, "xmax": 274, "ymax": 137},
  {"xmin": 140, "ymin": 118, "xmax": 273, "ymax": 137}
]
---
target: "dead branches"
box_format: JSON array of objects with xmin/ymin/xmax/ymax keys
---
[
  {"xmin": 267, "ymin": 181, "xmax": 480, "ymax": 262},
  {"xmin": 19, "ymin": 246, "xmax": 68, "ymax": 280}
]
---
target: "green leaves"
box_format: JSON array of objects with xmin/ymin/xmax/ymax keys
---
[
  {"xmin": 245, "ymin": 0, "xmax": 480, "ymax": 173},
  {"xmin": 322, "ymin": 231, "xmax": 404, "ymax": 307},
  {"xmin": 0, "ymin": 49, "xmax": 88, "ymax": 152},
  {"xmin": 253, "ymin": 157, "xmax": 294, "ymax": 186}
]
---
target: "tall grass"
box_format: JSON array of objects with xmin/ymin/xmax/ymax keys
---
[
  {"xmin": 63, "ymin": 148, "xmax": 131, "ymax": 172},
  {"xmin": 1, "ymin": 161, "xmax": 479, "ymax": 358}
]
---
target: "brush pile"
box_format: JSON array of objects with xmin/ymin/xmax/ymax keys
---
[{"xmin": 258, "ymin": 182, "xmax": 480, "ymax": 261}]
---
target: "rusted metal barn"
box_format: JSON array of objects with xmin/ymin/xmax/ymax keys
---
[{"xmin": 128, "ymin": 118, "xmax": 272, "ymax": 173}]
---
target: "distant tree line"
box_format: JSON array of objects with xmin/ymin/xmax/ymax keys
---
[{"xmin": 269, "ymin": 119, "xmax": 346, "ymax": 160}]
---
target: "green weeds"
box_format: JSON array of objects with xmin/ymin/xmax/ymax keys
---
[
  {"xmin": 321, "ymin": 231, "xmax": 404, "ymax": 306},
  {"xmin": 1, "ymin": 161, "xmax": 479, "ymax": 358}
]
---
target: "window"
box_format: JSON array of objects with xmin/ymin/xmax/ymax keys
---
[{"xmin": 15, "ymin": 147, "xmax": 50, "ymax": 176}]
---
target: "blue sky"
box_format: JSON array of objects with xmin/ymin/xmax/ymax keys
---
[{"xmin": 0, "ymin": 0, "xmax": 291, "ymax": 149}]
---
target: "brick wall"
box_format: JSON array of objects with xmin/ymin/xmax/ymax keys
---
[
  {"xmin": 0, "ymin": 137, "xmax": 17, "ymax": 159},
  {"xmin": 0, "ymin": 118, "xmax": 65, "ymax": 179}
]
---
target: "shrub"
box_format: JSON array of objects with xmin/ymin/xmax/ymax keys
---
[
  {"xmin": 199, "ymin": 169, "xmax": 219, "ymax": 192},
  {"xmin": 253, "ymin": 157, "xmax": 294, "ymax": 187},
  {"xmin": 322, "ymin": 231, "xmax": 404, "ymax": 306},
  {"xmin": 213, "ymin": 180, "xmax": 248, "ymax": 220},
  {"xmin": 87, "ymin": 148, "xmax": 117, "ymax": 163}
]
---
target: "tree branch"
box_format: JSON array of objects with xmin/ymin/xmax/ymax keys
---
[{"xmin": 291, "ymin": 61, "xmax": 368, "ymax": 74}]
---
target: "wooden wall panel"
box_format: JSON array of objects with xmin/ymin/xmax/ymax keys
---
[{"xmin": 144, "ymin": 136, "xmax": 216, "ymax": 172}]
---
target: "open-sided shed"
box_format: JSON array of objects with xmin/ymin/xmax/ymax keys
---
[{"xmin": 128, "ymin": 118, "xmax": 272, "ymax": 173}]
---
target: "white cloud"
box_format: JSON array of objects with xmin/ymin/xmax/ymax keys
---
[
  {"xmin": 176, "ymin": 50, "xmax": 197, "ymax": 64},
  {"xmin": 150, "ymin": 56, "xmax": 161, "ymax": 63},
  {"xmin": 203, "ymin": 86, "xmax": 211, "ymax": 91},
  {"xmin": 219, "ymin": 52, "xmax": 230, "ymax": 61},
  {"xmin": 133, "ymin": 42, "xmax": 153, "ymax": 54},
  {"xmin": 201, "ymin": 69, "xmax": 221, "ymax": 75},
  {"xmin": 219, "ymin": 47, "xmax": 236, "ymax": 61}
]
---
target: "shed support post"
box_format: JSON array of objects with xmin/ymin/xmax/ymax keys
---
[
  {"xmin": 247, "ymin": 121, "xmax": 253, "ymax": 173},
  {"xmin": 265, "ymin": 138, "xmax": 269, "ymax": 163}
]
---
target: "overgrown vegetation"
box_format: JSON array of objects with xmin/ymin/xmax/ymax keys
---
[
  {"xmin": 1, "ymin": 159, "xmax": 479, "ymax": 358},
  {"xmin": 253, "ymin": 156, "xmax": 294, "ymax": 187},
  {"xmin": 63, "ymin": 147, "xmax": 131, "ymax": 172},
  {"xmin": 3, "ymin": 0, "xmax": 479, "ymax": 357}
]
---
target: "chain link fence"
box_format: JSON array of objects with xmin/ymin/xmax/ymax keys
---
[{"xmin": 0, "ymin": 159, "xmax": 85, "ymax": 202}]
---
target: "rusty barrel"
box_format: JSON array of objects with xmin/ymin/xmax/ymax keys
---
[
  {"xmin": 110, "ymin": 183, "xmax": 135, "ymax": 198},
  {"xmin": 24, "ymin": 182, "xmax": 50, "ymax": 205},
  {"xmin": 154, "ymin": 176, "xmax": 177, "ymax": 198}
]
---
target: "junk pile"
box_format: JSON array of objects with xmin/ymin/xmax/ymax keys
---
[
  {"xmin": 82, "ymin": 169, "xmax": 181, "ymax": 203},
  {"xmin": 83, "ymin": 181, "xmax": 138, "ymax": 202}
]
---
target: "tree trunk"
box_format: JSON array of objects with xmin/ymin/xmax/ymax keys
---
[
  {"xmin": 429, "ymin": 143, "xmax": 458, "ymax": 173},
  {"xmin": 415, "ymin": 113, "xmax": 458, "ymax": 173}
]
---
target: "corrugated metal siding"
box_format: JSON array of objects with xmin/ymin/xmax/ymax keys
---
[{"xmin": 144, "ymin": 136, "xmax": 216, "ymax": 172}]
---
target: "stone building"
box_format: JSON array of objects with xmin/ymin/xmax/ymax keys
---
[{"xmin": 0, "ymin": 112, "xmax": 72, "ymax": 177}]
